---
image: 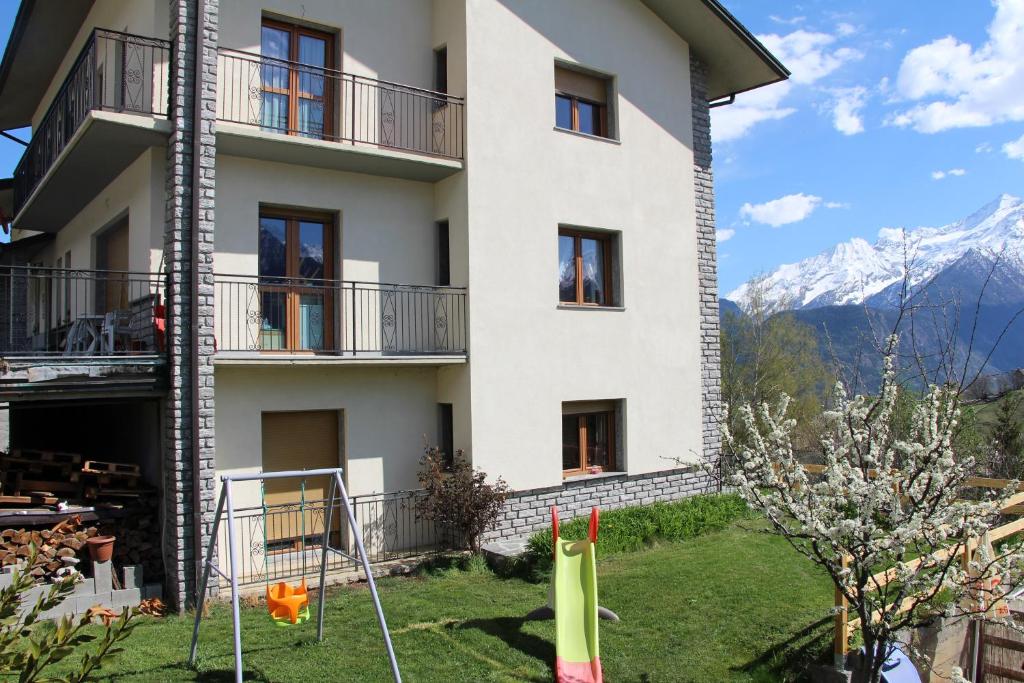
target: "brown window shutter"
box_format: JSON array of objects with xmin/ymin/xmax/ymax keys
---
[{"xmin": 555, "ymin": 66, "xmax": 607, "ymax": 103}]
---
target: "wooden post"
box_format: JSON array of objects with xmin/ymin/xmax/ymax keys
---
[{"xmin": 834, "ymin": 554, "xmax": 850, "ymax": 670}]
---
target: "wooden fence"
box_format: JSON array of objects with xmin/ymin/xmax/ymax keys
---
[{"xmin": 791, "ymin": 464, "xmax": 1024, "ymax": 664}]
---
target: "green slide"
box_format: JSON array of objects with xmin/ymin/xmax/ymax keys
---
[{"xmin": 552, "ymin": 508, "xmax": 603, "ymax": 683}]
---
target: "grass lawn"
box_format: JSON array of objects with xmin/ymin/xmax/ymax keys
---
[{"xmin": 69, "ymin": 522, "xmax": 834, "ymax": 682}]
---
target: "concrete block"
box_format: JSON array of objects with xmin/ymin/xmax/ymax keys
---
[
  {"xmin": 92, "ymin": 561, "xmax": 112, "ymax": 593},
  {"xmin": 110, "ymin": 588, "xmax": 141, "ymax": 611},
  {"xmin": 123, "ymin": 566, "xmax": 143, "ymax": 589}
]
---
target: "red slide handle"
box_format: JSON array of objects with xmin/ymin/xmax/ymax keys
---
[
  {"xmin": 551, "ymin": 506, "xmax": 560, "ymax": 561},
  {"xmin": 588, "ymin": 507, "xmax": 600, "ymax": 545}
]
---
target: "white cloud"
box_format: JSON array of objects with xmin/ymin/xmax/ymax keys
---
[
  {"xmin": 1004, "ymin": 133, "xmax": 1024, "ymax": 160},
  {"xmin": 836, "ymin": 22, "xmax": 858, "ymax": 37},
  {"xmin": 716, "ymin": 228, "xmax": 736, "ymax": 242},
  {"xmin": 825, "ymin": 201, "xmax": 850, "ymax": 209},
  {"xmin": 714, "ymin": 29, "xmax": 863, "ymax": 142},
  {"xmin": 770, "ymin": 15, "xmax": 806, "ymax": 26},
  {"xmin": 976, "ymin": 141, "xmax": 994, "ymax": 153},
  {"xmin": 740, "ymin": 193, "xmax": 823, "ymax": 227},
  {"xmin": 931, "ymin": 168, "xmax": 967, "ymax": 180},
  {"xmin": 931, "ymin": 170, "xmax": 946, "ymax": 180},
  {"xmin": 949, "ymin": 168, "xmax": 966, "ymax": 176},
  {"xmin": 830, "ymin": 86, "xmax": 868, "ymax": 135},
  {"xmin": 889, "ymin": 0, "xmax": 1024, "ymax": 133}
]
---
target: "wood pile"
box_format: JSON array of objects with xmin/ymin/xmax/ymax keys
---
[
  {"xmin": 0, "ymin": 515, "xmax": 97, "ymax": 579},
  {"xmin": 109, "ymin": 499, "xmax": 163, "ymax": 582}
]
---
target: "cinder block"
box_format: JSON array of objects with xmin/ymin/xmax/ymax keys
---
[
  {"xmin": 110, "ymin": 588, "xmax": 141, "ymax": 611},
  {"xmin": 92, "ymin": 561, "xmax": 112, "ymax": 593},
  {"xmin": 123, "ymin": 566, "xmax": 143, "ymax": 589}
]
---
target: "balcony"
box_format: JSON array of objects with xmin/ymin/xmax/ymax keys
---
[
  {"xmin": 213, "ymin": 274, "xmax": 467, "ymax": 364},
  {"xmin": 216, "ymin": 49, "xmax": 464, "ymax": 182},
  {"xmin": 0, "ymin": 266, "xmax": 167, "ymax": 399},
  {"xmin": 12, "ymin": 29, "xmax": 171, "ymax": 230}
]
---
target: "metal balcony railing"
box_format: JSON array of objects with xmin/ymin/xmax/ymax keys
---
[
  {"xmin": 12, "ymin": 29, "xmax": 171, "ymax": 216},
  {"xmin": 214, "ymin": 274, "xmax": 467, "ymax": 356},
  {"xmin": 216, "ymin": 490, "xmax": 448, "ymax": 587},
  {"xmin": 0, "ymin": 266, "xmax": 167, "ymax": 357},
  {"xmin": 218, "ymin": 48, "xmax": 464, "ymax": 160}
]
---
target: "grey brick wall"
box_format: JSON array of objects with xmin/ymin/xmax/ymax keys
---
[
  {"xmin": 163, "ymin": 0, "xmax": 218, "ymax": 611},
  {"xmin": 484, "ymin": 467, "xmax": 715, "ymax": 542},
  {"xmin": 690, "ymin": 54, "xmax": 722, "ymax": 467}
]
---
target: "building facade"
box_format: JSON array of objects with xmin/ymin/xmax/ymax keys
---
[{"xmin": 0, "ymin": 0, "xmax": 786, "ymax": 607}]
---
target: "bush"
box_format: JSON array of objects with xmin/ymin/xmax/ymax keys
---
[
  {"xmin": 526, "ymin": 494, "xmax": 752, "ymax": 564},
  {"xmin": 415, "ymin": 445, "xmax": 511, "ymax": 553},
  {"xmin": 0, "ymin": 547, "xmax": 137, "ymax": 682}
]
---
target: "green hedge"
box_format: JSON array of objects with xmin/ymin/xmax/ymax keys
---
[{"xmin": 526, "ymin": 494, "xmax": 752, "ymax": 563}]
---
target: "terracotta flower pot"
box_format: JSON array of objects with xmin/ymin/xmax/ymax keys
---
[{"xmin": 86, "ymin": 535, "xmax": 116, "ymax": 563}]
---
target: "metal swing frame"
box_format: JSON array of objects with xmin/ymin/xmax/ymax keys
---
[{"xmin": 187, "ymin": 468, "xmax": 402, "ymax": 682}]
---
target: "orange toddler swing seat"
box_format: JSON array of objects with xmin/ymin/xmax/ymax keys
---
[{"xmin": 266, "ymin": 577, "xmax": 310, "ymax": 625}]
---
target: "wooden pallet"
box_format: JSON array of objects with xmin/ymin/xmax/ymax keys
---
[
  {"xmin": 81, "ymin": 460, "xmax": 140, "ymax": 477},
  {"xmin": 10, "ymin": 449, "xmax": 82, "ymax": 465}
]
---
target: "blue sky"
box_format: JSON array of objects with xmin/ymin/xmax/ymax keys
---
[
  {"xmin": 713, "ymin": 0, "xmax": 1024, "ymax": 295},
  {"xmin": 0, "ymin": 3, "xmax": 1021, "ymax": 288}
]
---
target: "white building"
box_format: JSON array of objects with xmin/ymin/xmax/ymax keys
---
[{"xmin": 0, "ymin": 0, "xmax": 786, "ymax": 607}]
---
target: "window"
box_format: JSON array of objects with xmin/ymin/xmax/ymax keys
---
[
  {"xmin": 554, "ymin": 65, "xmax": 611, "ymax": 138},
  {"xmin": 261, "ymin": 19, "xmax": 334, "ymax": 139},
  {"xmin": 558, "ymin": 228, "xmax": 614, "ymax": 306},
  {"xmin": 436, "ymin": 220, "xmax": 450, "ymax": 287},
  {"xmin": 258, "ymin": 210, "xmax": 335, "ymax": 351},
  {"xmin": 562, "ymin": 409, "xmax": 615, "ymax": 476},
  {"xmin": 437, "ymin": 403, "xmax": 454, "ymax": 470}
]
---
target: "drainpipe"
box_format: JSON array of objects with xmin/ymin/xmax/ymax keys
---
[
  {"xmin": 189, "ymin": 0, "xmax": 206, "ymax": 601},
  {"xmin": 709, "ymin": 94, "xmax": 736, "ymax": 109}
]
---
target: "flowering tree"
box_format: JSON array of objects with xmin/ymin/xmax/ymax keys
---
[{"xmin": 722, "ymin": 343, "xmax": 1024, "ymax": 683}]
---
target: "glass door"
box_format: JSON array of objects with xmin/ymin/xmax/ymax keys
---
[
  {"xmin": 261, "ymin": 21, "xmax": 333, "ymax": 139},
  {"xmin": 258, "ymin": 214, "xmax": 334, "ymax": 352}
]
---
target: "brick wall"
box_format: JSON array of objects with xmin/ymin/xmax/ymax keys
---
[{"xmin": 162, "ymin": 0, "xmax": 218, "ymax": 611}]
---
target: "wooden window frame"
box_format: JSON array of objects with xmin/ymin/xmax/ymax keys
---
[
  {"xmin": 559, "ymin": 228, "xmax": 614, "ymax": 307},
  {"xmin": 261, "ymin": 18, "xmax": 336, "ymax": 139},
  {"xmin": 258, "ymin": 208, "xmax": 336, "ymax": 353},
  {"xmin": 555, "ymin": 92, "xmax": 608, "ymax": 138},
  {"xmin": 562, "ymin": 410, "xmax": 616, "ymax": 477}
]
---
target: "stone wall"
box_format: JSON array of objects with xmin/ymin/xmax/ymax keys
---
[
  {"xmin": 690, "ymin": 53, "xmax": 722, "ymax": 468},
  {"xmin": 484, "ymin": 466, "xmax": 716, "ymax": 542},
  {"xmin": 162, "ymin": 0, "xmax": 218, "ymax": 611}
]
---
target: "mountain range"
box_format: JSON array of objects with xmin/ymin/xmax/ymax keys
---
[{"xmin": 721, "ymin": 194, "xmax": 1024, "ymax": 390}]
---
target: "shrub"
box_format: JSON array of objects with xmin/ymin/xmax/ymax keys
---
[
  {"xmin": 526, "ymin": 494, "xmax": 752, "ymax": 564},
  {"xmin": 415, "ymin": 445, "xmax": 511, "ymax": 553},
  {"xmin": 0, "ymin": 547, "xmax": 137, "ymax": 682}
]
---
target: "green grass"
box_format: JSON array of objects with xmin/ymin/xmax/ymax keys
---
[
  {"xmin": 55, "ymin": 519, "xmax": 834, "ymax": 682},
  {"xmin": 526, "ymin": 493, "xmax": 754, "ymax": 561}
]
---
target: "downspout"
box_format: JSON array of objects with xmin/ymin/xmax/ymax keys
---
[
  {"xmin": 190, "ymin": 0, "xmax": 206, "ymax": 600},
  {"xmin": 709, "ymin": 94, "xmax": 736, "ymax": 109}
]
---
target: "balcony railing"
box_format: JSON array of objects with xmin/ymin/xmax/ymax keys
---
[
  {"xmin": 216, "ymin": 490, "xmax": 448, "ymax": 587},
  {"xmin": 0, "ymin": 266, "xmax": 167, "ymax": 358},
  {"xmin": 214, "ymin": 274, "xmax": 467, "ymax": 356},
  {"xmin": 12, "ymin": 29, "xmax": 171, "ymax": 216},
  {"xmin": 217, "ymin": 48, "xmax": 464, "ymax": 160}
]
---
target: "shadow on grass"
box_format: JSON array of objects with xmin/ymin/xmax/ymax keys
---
[
  {"xmin": 732, "ymin": 615, "xmax": 832, "ymax": 681},
  {"xmin": 459, "ymin": 615, "xmax": 555, "ymax": 674},
  {"xmin": 100, "ymin": 663, "xmax": 271, "ymax": 682}
]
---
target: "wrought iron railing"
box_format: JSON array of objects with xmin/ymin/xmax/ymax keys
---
[
  {"xmin": 216, "ymin": 490, "xmax": 446, "ymax": 587},
  {"xmin": 12, "ymin": 29, "xmax": 171, "ymax": 215},
  {"xmin": 0, "ymin": 266, "xmax": 167, "ymax": 357},
  {"xmin": 217, "ymin": 48, "xmax": 464, "ymax": 160},
  {"xmin": 214, "ymin": 274, "xmax": 467, "ymax": 356}
]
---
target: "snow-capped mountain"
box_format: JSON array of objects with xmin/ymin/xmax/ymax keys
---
[{"xmin": 727, "ymin": 194, "xmax": 1024, "ymax": 311}]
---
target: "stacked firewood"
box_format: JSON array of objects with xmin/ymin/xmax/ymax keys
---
[
  {"xmin": 107, "ymin": 499, "xmax": 163, "ymax": 582},
  {"xmin": 0, "ymin": 516, "xmax": 96, "ymax": 580}
]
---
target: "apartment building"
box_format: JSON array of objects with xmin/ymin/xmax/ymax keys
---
[{"xmin": 0, "ymin": 0, "xmax": 786, "ymax": 608}]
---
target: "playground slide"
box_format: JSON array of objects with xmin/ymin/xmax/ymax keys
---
[{"xmin": 553, "ymin": 536, "xmax": 602, "ymax": 683}]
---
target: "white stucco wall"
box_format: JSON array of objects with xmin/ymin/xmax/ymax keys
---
[
  {"xmin": 460, "ymin": 0, "xmax": 703, "ymax": 489},
  {"xmin": 215, "ymin": 364, "xmax": 441, "ymax": 510},
  {"xmin": 43, "ymin": 147, "xmax": 165, "ymax": 274}
]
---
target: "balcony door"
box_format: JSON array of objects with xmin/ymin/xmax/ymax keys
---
[
  {"xmin": 258, "ymin": 212, "xmax": 335, "ymax": 352},
  {"xmin": 260, "ymin": 20, "xmax": 334, "ymax": 139}
]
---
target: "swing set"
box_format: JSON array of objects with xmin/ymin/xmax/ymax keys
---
[{"xmin": 188, "ymin": 468, "xmax": 402, "ymax": 683}]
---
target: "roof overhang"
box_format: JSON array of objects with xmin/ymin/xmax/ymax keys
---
[
  {"xmin": 640, "ymin": 0, "xmax": 789, "ymax": 100},
  {"xmin": 0, "ymin": 0, "xmax": 96, "ymax": 131}
]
